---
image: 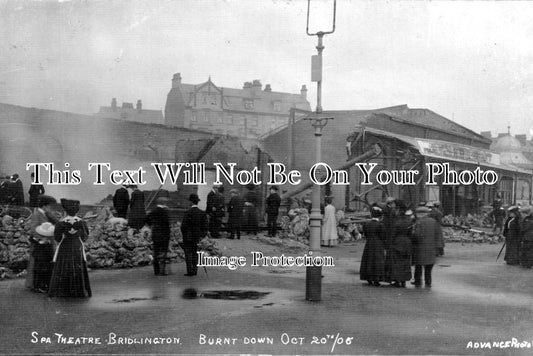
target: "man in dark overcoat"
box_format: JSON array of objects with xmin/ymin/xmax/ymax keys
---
[
  {"xmin": 428, "ymin": 201, "xmax": 445, "ymax": 256},
  {"xmin": 180, "ymin": 194, "xmax": 208, "ymax": 276},
  {"xmin": 265, "ymin": 186, "xmax": 281, "ymax": 237},
  {"xmin": 227, "ymin": 189, "xmax": 244, "ymax": 239},
  {"xmin": 206, "ymin": 186, "xmax": 224, "ymax": 238},
  {"xmin": 146, "ymin": 198, "xmax": 171, "ymax": 275},
  {"xmin": 28, "ymin": 172, "xmax": 45, "ymax": 208},
  {"xmin": 243, "ymin": 184, "xmax": 258, "ymax": 235},
  {"xmin": 113, "ymin": 184, "xmax": 130, "ymax": 219},
  {"xmin": 10, "ymin": 173, "xmax": 24, "ymax": 206},
  {"xmin": 128, "ymin": 185, "xmax": 146, "ymax": 230},
  {"xmin": 412, "ymin": 206, "xmax": 442, "ymax": 287}
]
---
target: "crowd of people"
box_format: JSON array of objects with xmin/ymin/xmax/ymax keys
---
[
  {"xmin": 0, "ymin": 173, "xmax": 35, "ymax": 207},
  {"xmin": 359, "ymin": 199, "xmax": 444, "ymax": 288}
]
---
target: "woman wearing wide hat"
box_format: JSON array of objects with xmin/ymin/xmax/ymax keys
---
[
  {"xmin": 48, "ymin": 199, "xmax": 91, "ymax": 297},
  {"xmin": 26, "ymin": 195, "xmax": 57, "ymax": 293}
]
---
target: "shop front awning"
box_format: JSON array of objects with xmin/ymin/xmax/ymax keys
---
[{"xmin": 355, "ymin": 126, "xmax": 532, "ymax": 176}]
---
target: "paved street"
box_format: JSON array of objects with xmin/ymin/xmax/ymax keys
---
[{"xmin": 2, "ymin": 237, "xmax": 533, "ymax": 355}]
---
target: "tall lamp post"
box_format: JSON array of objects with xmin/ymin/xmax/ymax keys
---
[{"xmin": 304, "ymin": 0, "xmax": 336, "ymax": 302}]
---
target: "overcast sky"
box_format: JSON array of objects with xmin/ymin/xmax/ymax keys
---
[{"xmin": 1, "ymin": 0, "xmax": 532, "ymax": 138}]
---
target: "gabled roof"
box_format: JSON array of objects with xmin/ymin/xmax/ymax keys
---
[{"xmin": 175, "ymin": 78, "xmax": 310, "ymax": 114}]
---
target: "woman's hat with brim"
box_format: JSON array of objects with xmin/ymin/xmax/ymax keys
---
[
  {"xmin": 36, "ymin": 222, "xmax": 55, "ymax": 237},
  {"xmin": 61, "ymin": 198, "xmax": 80, "ymax": 215}
]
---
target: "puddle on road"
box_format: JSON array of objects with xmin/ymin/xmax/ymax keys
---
[
  {"xmin": 110, "ymin": 296, "xmax": 162, "ymax": 303},
  {"xmin": 182, "ymin": 288, "xmax": 271, "ymax": 300}
]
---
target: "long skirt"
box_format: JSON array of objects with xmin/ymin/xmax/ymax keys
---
[
  {"xmin": 359, "ymin": 239, "xmax": 385, "ymax": 282},
  {"xmin": 521, "ymin": 241, "xmax": 533, "ymax": 268},
  {"xmin": 504, "ymin": 239, "xmax": 520, "ymax": 265},
  {"xmin": 48, "ymin": 237, "xmax": 91, "ymax": 298}
]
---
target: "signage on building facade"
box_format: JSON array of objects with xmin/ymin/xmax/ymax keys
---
[{"xmin": 415, "ymin": 139, "xmax": 501, "ymax": 166}]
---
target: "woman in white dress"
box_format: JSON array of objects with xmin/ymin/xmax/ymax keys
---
[{"xmin": 321, "ymin": 196, "xmax": 338, "ymax": 247}]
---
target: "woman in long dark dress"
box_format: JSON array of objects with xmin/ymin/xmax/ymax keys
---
[
  {"xmin": 360, "ymin": 206, "xmax": 386, "ymax": 286},
  {"xmin": 388, "ymin": 202, "xmax": 413, "ymax": 288},
  {"xmin": 48, "ymin": 199, "xmax": 91, "ymax": 298},
  {"xmin": 128, "ymin": 185, "xmax": 146, "ymax": 230},
  {"xmin": 503, "ymin": 206, "xmax": 521, "ymax": 265},
  {"xmin": 520, "ymin": 206, "xmax": 533, "ymax": 268}
]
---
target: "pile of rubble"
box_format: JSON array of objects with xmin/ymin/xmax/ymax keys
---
[
  {"xmin": 0, "ymin": 207, "xmax": 223, "ymax": 279},
  {"xmin": 442, "ymin": 227, "xmax": 501, "ymax": 244},
  {"xmin": 0, "ymin": 216, "xmax": 31, "ymax": 273},
  {"xmin": 442, "ymin": 214, "xmax": 492, "ymax": 229}
]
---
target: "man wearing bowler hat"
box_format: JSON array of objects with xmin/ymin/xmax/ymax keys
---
[
  {"xmin": 180, "ymin": 194, "xmax": 208, "ymax": 276},
  {"xmin": 412, "ymin": 206, "xmax": 442, "ymax": 287}
]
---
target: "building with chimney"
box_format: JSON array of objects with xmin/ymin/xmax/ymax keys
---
[
  {"xmin": 164, "ymin": 73, "xmax": 311, "ymax": 138},
  {"xmin": 95, "ymin": 98, "xmax": 164, "ymax": 125}
]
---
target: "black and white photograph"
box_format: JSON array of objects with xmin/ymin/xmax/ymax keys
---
[{"xmin": 1, "ymin": 0, "xmax": 533, "ymax": 355}]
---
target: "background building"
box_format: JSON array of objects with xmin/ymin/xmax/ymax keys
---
[
  {"xmin": 263, "ymin": 105, "xmax": 532, "ymax": 213},
  {"xmin": 95, "ymin": 98, "xmax": 164, "ymax": 125},
  {"xmin": 164, "ymin": 73, "xmax": 311, "ymax": 138}
]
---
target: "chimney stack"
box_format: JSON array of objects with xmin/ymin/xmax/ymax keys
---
[
  {"xmin": 300, "ymin": 85, "xmax": 308, "ymax": 100},
  {"xmin": 111, "ymin": 98, "xmax": 117, "ymax": 111},
  {"xmin": 264, "ymin": 84, "xmax": 272, "ymax": 92},
  {"xmin": 137, "ymin": 99, "xmax": 142, "ymax": 112},
  {"xmin": 252, "ymin": 80, "xmax": 262, "ymax": 91},
  {"xmin": 172, "ymin": 73, "xmax": 182, "ymax": 88}
]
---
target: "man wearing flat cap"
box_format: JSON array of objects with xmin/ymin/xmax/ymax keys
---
[
  {"xmin": 265, "ymin": 186, "xmax": 281, "ymax": 237},
  {"xmin": 227, "ymin": 189, "xmax": 244, "ymax": 240},
  {"xmin": 180, "ymin": 194, "xmax": 208, "ymax": 276},
  {"xmin": 411, "ymin": 206, "xmax": 442, "ymax": 287}
]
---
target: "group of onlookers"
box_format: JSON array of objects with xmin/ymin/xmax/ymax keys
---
[
  {"xmin": 205, "ymin": 184, "xmax": 282, "ymax": 239},
  {"xmin": 503, "ymin": 205, "xmax": 533, "ymax": 268},
  {"xmin": 0, "ymin": 173, "xmax": 34, "ymax": 206},
  {"xmin": 112, "ymin": 184, "xmax": 147, "ymax": 229},
  {"xmin": 359, "ymin": 198, "xmax": 444, "ymax": 288}
]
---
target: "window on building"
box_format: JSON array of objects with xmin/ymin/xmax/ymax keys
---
[
  {"xmin": 273, "ymin": 101, "xmax": 281, "ymax": 112},
  {"xmin": 191, "ymin": 113, "xmax": 197, "ymax": 122},
  {"xmin": 244, "ymin": 99, "xmax": 254, "ymax": 110},
  {"xmin": 226, "ymin": 115, "xmax": 233, "ymax": 124},
  {"xmin": 202, "ymin": 111, "xmax": 209, "ymax": 122}
]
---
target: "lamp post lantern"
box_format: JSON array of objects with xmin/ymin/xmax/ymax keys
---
[{"xmin": 305, "ymin": 0, "xmax": 336, "ymax": 302}]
